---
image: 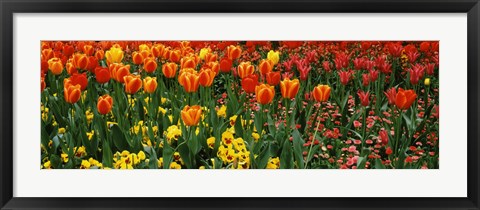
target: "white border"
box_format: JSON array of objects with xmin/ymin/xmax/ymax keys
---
[{"xmin": 13, "ymin": 13, "xmax": 467, "ymax": 197}]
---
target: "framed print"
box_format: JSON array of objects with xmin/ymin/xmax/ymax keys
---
[{"xmin": 1, "ymin": 0, "xmax": 479, "ymax": 209}]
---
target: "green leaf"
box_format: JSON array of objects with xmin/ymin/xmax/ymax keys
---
[
  {"xmin": 177, "ymin": 140, "xmax": 193, "ymax": 169},
  {"xmin": 162, "ymin": 139, "xmax": 174, "ymax": 169},
  {"xmin": 280, "ymin": 140, "xmax": 293, "ymax": 169},
  {"xmin": 255, "ymin": 143, "xmax": 271, "ymax": 169},
  {"xmin": 375, "ymin": 158, "xmax": 386, "ymax": 169},
  {"xmin": 111, "ymin": 124, "xmax": 129, "ymax": 151},
  {"xmin": 102, "ymin": 139, "xmax": 113, "ymax": 168},
  {"xmin": 356, "ymin": 156, "xmax": 367, "ymax": 169},
  {"xmin": 292, "ymin": 130, "xmax": 305, "ymax": 169},
  {"xmin": 234, "ymin": 114, "xmax": 244, "ymax": 138},
  {"xmin": 148, "ymin": 147, "xmax": 158, "ymax": 169}
]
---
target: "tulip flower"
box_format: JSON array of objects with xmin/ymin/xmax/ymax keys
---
[
  {"xmin": 48, "ymin": 57, "xmax": 64, "ymax": 75},
  {"xmin": 178, "ymin": 70, "xmax": 200, "ymax": 93},
  {"xmin": 123, "ymin": 74, "xmax": 142, "ymax": 94},
  {"xmin": 105, "ymin": 44, "xmax": 124, "ymax": 65},
  {"xmin": 110, "ymin": 63, "xmax": 131, "ymax": 83},
  {"xmin": 425, "ymin": 63, "xmax": 435, "ymax": 75},
  {"xmin": 267, "ymin": 50, "xmax": 280, "ymax": 65},
  {"xmin": 204, "ymin": 52, "xmax": 218, "ymax": 63},
  {"xmin": 97, "ymin": 94, "xmax": 113, "ymax": 115},
  {"xmin": 205, "ymin": 61, "xmax": 220, "ymax": 75},
  {"xmin": 219, "ymin": 57, "xmax": 233, "ymax": 73},
  {"xmin": 199, "ymin": 48, "xmax": 211, "ymax": 60},
  {"xmin": 86, "ymin": 56, "xmax": 98, "ymax": 73},
  {"xmin": 151, "ymin": 44, "xmax": 165, "ymax": 58},
  {"xmin": 384, "ymin": 87, "xmax": 397, "ymax": 105},
  {"xmin": 132, "ymin": 51, "xmax": 144, "ymax": 65},
  {"xmin": 143, "ymin": 77, "xmax": 158, "ymax": 93},
  {"xmin": 42, "ymin": 49, "xmax": 54, "ymax": 62},
  {"xmin": 408, "ymin": 64, "xmax": 425, "ymax": 85},
  {"xmin": 280, "ymin": 78, "xmax": 300, "ymax": 99},
  {"xmin": 369, "ymin": 70, "xmax": 379, "ymax": 82},
  {"xmin": 226, "ymin": 45, "xmax": 242, "ymax": 60},
  {"xmin": 63, "ymin": 79, "xmax": 81, "ymax": 104},
  {"xmin": 169, "ymin": 49, "xmax": 181, "ymax": 63},
  {"xmin": 83, "ymin": 45, "xmax": 94, "ymax": 56},
  {"xmin": 362, "ymin": 73, "xmax": 370, "ymax": 86},
  {"xmin": 379, "ymin": 130, "xmax": 389, "ymax": 145},
  {"xmin": 72, "ymin": 53, "xmax": 89, "ymax": 70},
  {"xmin": 181, "ymin": 105, "xmax": 202, "ymax": 126},
  {"xmin": 259, "ymin": 59, "xmax": 273, "ymax": 75},
  {"xmin": 357, "ymin": 90, "xmax": 370, "ymax": 107},
  {"xmin": 387, "ymin": 42, "xmax": 403, "ymax": 57},
  {"xmin": 266, "ymin": 71, "xmax": 281, "ymax": 86},
  {"xmin": 143, "ymin": 57, "xmax": 158, "ymax": 73},
  {"xmin": 95, "ymin": 50, "xmax": 105, "ymax": 60},
  {"xmin": 312, "ymin": 84, "xmax": 331, "ymax": 102},
  {"xmin": 199, "ymin": 68, "xmax": 216, "ymax": 87},
  {"xmin": 338, "ymin": 70, "xmax": 352, "ymax": 85},
  {"xmin": 297, "ymin": 63, "xmax": 311, "ymax": 81},
  {"xmin": 41, "ymin": 76, "xmax": 46, "ymax": 92},
  {"xmin": 241, "ymin": 74, "xmax": 258, "ymax": 94},
  {"xmin": 255, "ymin": 84, "xmax": 275, "ymax": 105},
  {"xmin": 66, "ymin": 62, "xmax": 77, "ymax": 75},
  {"xmin": 424, "ymin": 78, "xmax": 431, "ymax": 86},
  {"xmin": 162, "ymin": 62, "xmax": 178, "ymax": 78},
  {"xmin": 95, "ymin": 67, "xmax": 110, "ymax": 84},
  {"xmin": 180, "ymin": 57, "xmax": 197, "ymax": 69},
  {"xmin": 70, "ymin": 73, "xmax": 88, "ymax": 91},
  {"xmin": 322, "ymin": 61, "xmax": 332, "ymax": 72},
  {"xmin": 395, "ymin": 88, "xmax": 417, "ymax": 110},
  {"xmin": 237, "ymin": 62, "xmax": 255, "ymax": 78}
]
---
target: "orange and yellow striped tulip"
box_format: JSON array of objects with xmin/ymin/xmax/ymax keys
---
[
  {"xmin": 199, "ymin": 68, "xmax": 216, "ymax": 87},
  {"xmin": 48, "ymin": 57, "xmax": 64, "ymax": 75},
  {"xmin": 123, "ymin": 74, "xmax": 142, "ymax": 94},
  {"xmin": 105, "ymin": 44, "xmax": 124, "ymax": 65},
  {"xmin": 280, "ymin": 78, "xmax": 300, "ymax": 99},
  {"xmin": 237, "ymin": 62, "xmax": 255, "ymax": 79},
  {"xmin": 143, "ymin": 57, "xmax": 157, "ymax": 73},
  {"xmin": 255, "ymin": 84, "xmax": 275, "ymax": 105},
  {"xmin": 97, "ymin": 94, "xmax": 113, "ymax": 115},
  {"xmin": 181, "ymin": 105, "xmax": 202, "ymax": 126},
  {"xmin": 312, "ymin": 84, "xmax": 331, "ymax": 102},
  {"xmin": 162, "ymin": 62, "xmax": 178, "ymax": 78},
  {"xmin": 63, "ymin": 79, "xmax": 81, "ymax": 104},
  {"xmin": 143, "ymin": 76, "xmax": 158, "ymax": 93}
]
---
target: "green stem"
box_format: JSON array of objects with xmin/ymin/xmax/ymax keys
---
[{"xmin": 304, "ymin": 104, "xmax": 322, "ymax": 169}]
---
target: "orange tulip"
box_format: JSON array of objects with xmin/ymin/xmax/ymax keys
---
[
  {"xmin": 162, "ymin": 62, "xmax": 178, "ymax": 78},
  {"xmin": 95, "ymin": 50, "xmax": 105, "ymax": 60},
  {"xmin": 178, "ymin": 69, "xmax": 200, "ymax": 93},
  {"xmin": 143, "ymin": 57, "xmax": 158, "ymax": 73},
  {"xmin": 169, "ymin": 49, "xmax": 181, "ymax": 63},
  {"xmin": 132, "ymin": 51, "xmax": 144, "ymax": 65},
  {"xmin": 72, "ymin": 53, "xmax": 89, "ymax": 70},
  {"xmin": 312, "ymin": 84, "xmax": 331, "ymax": 102},
  {"xmin": 206, "ymin": 61, "xmax": 220, "ymax": 74},
  {"xmin": 41, "ymin": 48, "xmax": 54, "ymax": 62},
  {"xmin": 41, "ymin": 76, "xmax": 46, "ymax": 92},
  {"xmin": 181, "ymin": 105, "xmax": 202, "ymax": 126},
  {"xmin": 123, "ymin": 74, "xmax": 142, "ymax": 94},
  {"xmin": 259, "ymin": 59, "xmax": 274, "ymax": 75},
  {"xmin": 226, "ymin": 45, "xmax": 242, "ymax": 60},
  {"xmin": 237, "ymin": 62, "xmax": 255, "ymax": 78},
  {"xmin": 48, "ymin": 57, "xmax": 64, "ymax": 75},
  {"xmin": 395, "ymin": 88, "xmax": 417, "ymax": 110},
  {"xmin": 143, "ymin": 76, "xmax": 158, "ymax": 93},
  {"xmin": 219, "ymin": 57, "xmax": 233, "ymax": 73},
  {"xmin": 97, "ymin": 94, "xmax": 113, "ymax": 115},
  {"xmin": 180, "ymin": 57, "xmax": 197, "ymax": 69},
  {"xmin": 66, "ymin": 61, "xmax": 77, "ymax": 75},
  {"xmin": 266, "ymin": 71, "xmax": 281, "ymax": 86},
  {"xmin": 198, "ymin": 68, "xmax": 216, "ymax": 87},
  {"xmin": 63, "ymin": 79, "xmax": 81, "ymax": 104},
  {"xmin": 83, "ymin": 45, "xmax": 94, "ymax": 56},
  {"xmin": 151, "ymin": 44, "xmax": 165, "ymax": 58},
  {"xmin": 109, "ymin": 63, "xmax": 131, "ymax": 83},
  {"xmin": 255, "ymin": 84, "xmax": 275, "ymax": 105},
  {"xmin": 280, "ymin": 78, "xmax": 300, "ymax": 99},
  {"xmin": 204, "ymin": 52, "xmax": 218, "ymax": 63},
  {"xmin": 105, "ymin": 44, "xmax": 124, "ymax": 65}
]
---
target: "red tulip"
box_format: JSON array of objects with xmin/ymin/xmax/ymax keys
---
[
  {"xmin": 395, "ymin": 88, "xmax": 417, "ymax": 110},
  {"xmin": 338, "ymin": 70, "xmax": 352, "ymax": 85},
  {"xmin": 357, "ymin": 90, "xmax": 370, "ymax": 107},
  {"xmin": 266, "ymin": 71, "xmax": 281, "ymax": 86},
  {"xmin": 241, "ymin": 74, "xmax": 258, "ymax": 94}
]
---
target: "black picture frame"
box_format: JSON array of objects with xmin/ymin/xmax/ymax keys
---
[{"xmin": 1, "ymin": 0, "xmax": 479, "ymax": 209}]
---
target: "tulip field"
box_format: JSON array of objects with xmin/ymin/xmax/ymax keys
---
[{"xmin": 40, "ymin": 41, "xmax": 439, "ymax": 169}]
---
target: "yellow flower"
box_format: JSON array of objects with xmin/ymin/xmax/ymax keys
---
[
  {"xmin": 107, "ymin": 121, "xmax": 118, "ymax": 128},
  {"xmin": 199, "ymin": 48, "xmax": 211, "ymax": 60},
  {"xmin": 138, "ymin": 151, "xmax": 146, "ymax": 161},
  {"xmin": 85, "ymin": 109, "xmax": 94, "ymax": 124},
  {"xmin": 43, "ymin": 161, "xmax": 51, "ymax": 169},
  {"xmin": 80, "ymin": 160, "xmax": 91, "ymax": 169},
  {"xmin": 165, "ymin": 125, "xmax": 182, "ymax": 142},
  {"xmin": 216, "ymin": 105, "xmax": 227, "ymax": 118},
  {"xmin": 199, "ymin": 166, "xmax": 206, "ymax": 169},
  {"xmin": 58, "ymin": 127, "xmax": 66, "ymax": 134},
  {"xmin": 157, "ymin": 157, "xmax": 164, "ymax": 168},
  {"xmin": 266, "ymin": 157, "xmax": 280, "ymax": 169},
  {"xmin": 424, "ymin": 78, "xmax": 431, "ymax": 86},
  {"xmin": 267, "ymin": 50, "xmax": 280, "ymax": 65},
  {"xmin": 221, "ymin": 131, "xmax": 234, "ymax": 145},
  {"xmin": 60, "ymin": 153, "xmax": 69, "ymax": 163},
  {"xmin": 88, "ymin": 158, "xmax": 102, "ymax": 168},
  {"xmin": 75, "ymin": 146, "xmax": 86, "ymax": 157},
  {"xmin": 161, "ymin": 97, "xmax": 168, "ymax": 104},
  {"xmin": 121, "ymin": 150, "xmax": 131, "ymax": 157},
  {"xmin": 170, "ymin": 162, "xmax": 181, "ymax": 169},
  {"xmin": 233, "ymin": 138, "xmax": 246, "ymax": 151},
  {"xmin": 158, "ymin": 107, "xmax": 167, "ymax": 115},
  {"xmin": 252, "ymin": 132, "xmax": 260, "ymax": 142},
  {"xmin": 105, "ymin": 44, "xmax": 124, "ymax": 64},
  {"xmin": 207, "ymin": 137, "xmax": 215, "ymax": 149},
  {"xmin": 229, "ymin": 115, "xmax": 238, "ymax": 126},
  {"xmin": 86, "ymin": 130, "xmax": 95, "ymax": 140}
]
